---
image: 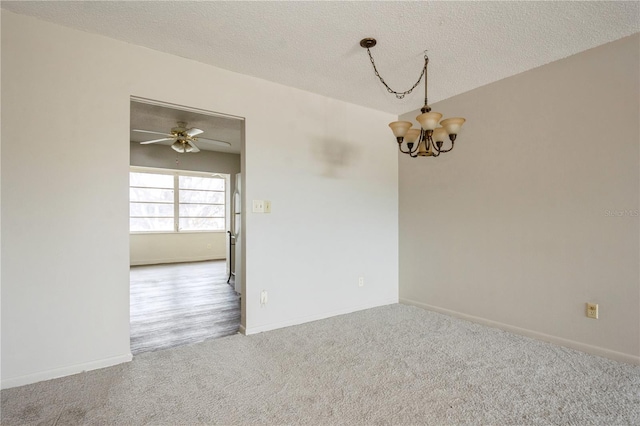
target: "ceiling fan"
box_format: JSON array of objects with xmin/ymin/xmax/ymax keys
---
[{"xmin": 133, "ymin": 121, "xmax": 231, "ymax": 153}]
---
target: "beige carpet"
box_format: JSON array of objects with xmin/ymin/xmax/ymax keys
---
[{"xmin": 2, "ymin": 304, "xmax": 639, "ymax": 425}]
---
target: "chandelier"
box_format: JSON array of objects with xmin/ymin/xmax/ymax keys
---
[{"xmin": 360, "ymin": 38, "xmax": 466, "ymax": 158}]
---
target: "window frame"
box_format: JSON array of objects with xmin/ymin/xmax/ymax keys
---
[{"xmin": 129, "ymin": 166, "xmax": 227, "ymax": 234}]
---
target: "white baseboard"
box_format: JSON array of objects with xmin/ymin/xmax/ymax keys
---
[
  {"xmin": 130, "ymin": 255, "xmax": 225, "ymax": 266},
  {"xmin": 1, "ymin": 353, "xmax": 133, "ymax": 390},
  {"xmin": 245, "ymin": 298, "xmax": 398, "ymax": 335},
  {"xmin": 400, "ymin": 298, "xmax": 640, "ymax": 366}
]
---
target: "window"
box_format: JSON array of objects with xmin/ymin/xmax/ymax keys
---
[{"xmin": 130, "ymin": 168, "xmax": 226, "ymax": 232}]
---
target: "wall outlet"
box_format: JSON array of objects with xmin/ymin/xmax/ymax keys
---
[
  {"xmin": 586, "ymin": 303, "xmax": 599, "ymax": 319},
  {"xmin": 358, "ymin": 277, "xmax": 364, "ymax": 287},
  {"xmin": 260, "ymin": 290, "xmax": 268, "ymax": 306}
]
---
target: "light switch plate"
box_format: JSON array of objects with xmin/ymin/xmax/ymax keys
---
[
  {"xmin": 252, "ymin": 200, "xmax": 264, "ymax": 213},
  {"xmin": 264, "ymin": 200, "xmax": 271, "ymax": 213}
]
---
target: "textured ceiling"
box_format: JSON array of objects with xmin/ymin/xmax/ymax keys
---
[{"xmin": 3, "ymin": 1, "xmax": 639, "ymax": 115}]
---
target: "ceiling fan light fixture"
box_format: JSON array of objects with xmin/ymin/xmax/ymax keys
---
[{"xmin": 171, "ymin": 141, "xmax": 187, "ymax": 153}]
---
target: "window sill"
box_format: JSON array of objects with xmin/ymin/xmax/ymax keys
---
[{"xmin": 130, "ymin": 230, "xmax": 227, "ymax": 235}]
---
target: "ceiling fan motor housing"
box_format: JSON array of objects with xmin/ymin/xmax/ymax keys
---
[{"xmin": 172, "ymin": 122, "xmax": 188, "ymax": 135}]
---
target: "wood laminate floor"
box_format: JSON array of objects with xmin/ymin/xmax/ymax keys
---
[{"xmin": 130, "ymin": 260, "xmax": 240, "ymax": 355}]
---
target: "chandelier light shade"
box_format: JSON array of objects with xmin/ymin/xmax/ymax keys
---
[{"xmin": 360, "ymin": 37, "xmax": 466, "ymax": 158}]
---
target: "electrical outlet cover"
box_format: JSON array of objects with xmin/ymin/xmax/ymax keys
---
[{"xmin": 586, "ymin": 303, "xmax": 599, "ymax": 319}]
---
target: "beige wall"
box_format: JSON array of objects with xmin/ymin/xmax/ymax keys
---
[
  {"xmin": 129, "ymin": 142, "xmax": 241, "ymax": 265},
  {"xmin": 130, "ymin": 232, "xmax": 227, "ymax": 265},
  {"xmin": 399, "ymin": 34, "xmax": 640, "ymax": 364}
]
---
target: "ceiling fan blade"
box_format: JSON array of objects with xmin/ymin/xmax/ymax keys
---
[
  {"xmin": 194, "ymin": 137, "xmax": 232, "ymax": 147},
  {"xmin": 186, "ymin": 128, "xmax": 204, "ymax": 137},
  {"xmin": 140, "ymin": 137, "xmax": 174, "ymax": 145},
  {"xmin": 189, "ymin": 141, "xmax": 201, "ymax": 153},
  {"xmin": 132, "ymin": 129, "xmax": 174, "ymax": 138}
]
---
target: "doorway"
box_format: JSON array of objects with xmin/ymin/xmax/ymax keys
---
[{"xmin": 129, "ymin": 97, "xmax": 245, "ymax": 354}]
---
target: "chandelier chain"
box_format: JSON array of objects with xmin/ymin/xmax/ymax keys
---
[{"xmin": 365, "ymin": 48, "xmax": 428, "ymax": 100}]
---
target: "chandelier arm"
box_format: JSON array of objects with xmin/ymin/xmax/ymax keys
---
[
  {"xmin": 437, "ymin": 135, "xmax": 457, "ymax": 153},
  {"xmin": 431, "ymin": 144, "xmax": 440, "ymax": 157},
  {"xmin": 412, "ymin": 142, "xmax": 423, "ymax": 155},
  {"xmin": 407, "ymin": 134, "xmax": 424, "ymax": 156},
  {"xmin": 426, "ymin": 135, "xmax": 441, "ymax": 157},
  {"xmin": 437, "ymin": 141, "xmax": 455, "ymax": 153},
  {"xmin": 430, "ymin": 136, "xmax": 441, "ymax": 155},
  {"xmin": 398, "ymin": 132, "xmax": 425, "ymax": 155},
  {"xmin": 413, "ymin": 133, "xmax": 429, "ymax": 156},
  {"xmin": 366, "ymin": 48, "xmax": 428, "ymax": 100},
  {"xmin": 398, "ymin": 144, "xmax": 412, "ymax": 154}
]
